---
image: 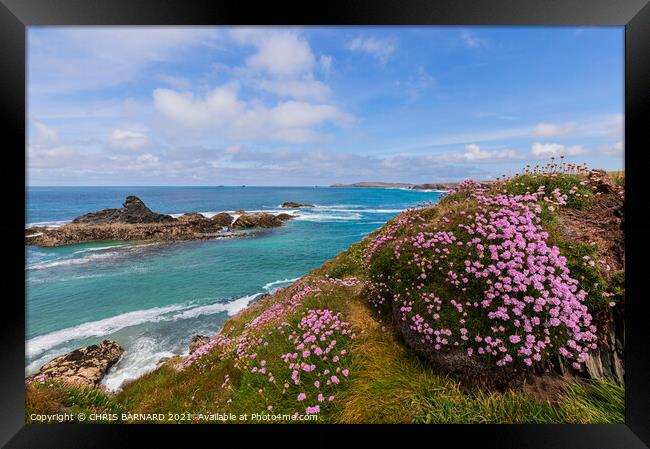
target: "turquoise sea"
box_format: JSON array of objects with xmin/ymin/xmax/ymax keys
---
[{"xmin": 26, "ymin": 186, "xmax": 442, "ymax": 390}]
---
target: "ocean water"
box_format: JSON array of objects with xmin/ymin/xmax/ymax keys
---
[{"xmin": 26, "ymin": 186, "xmax": 442, "ymax": 391}]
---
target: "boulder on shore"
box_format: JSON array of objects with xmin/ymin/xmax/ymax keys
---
[
  {"xmin": 211, "ymin": 212, "xmax": 234, "ymax": 227},
  {"xmin": 189, "ymin": 335, "xmax": 210, "ymax": 354},
  {"xmin": 281, "ymin": 201, "xmax": 314, "ymax": 208},
  {"xmin": 231, "ymin": 212, "xmax": 283, "ymax": 229},
  {"xmin": 71, "ymin": 196, "xmax": 175, "ymax": 225},
  {"xmin": 26, "ymin": 340, "xmax": 124, "ymax": 389}
]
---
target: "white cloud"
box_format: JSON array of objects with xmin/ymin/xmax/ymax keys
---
[
  {"xmin": 440, "ymin": 143, "xmax": 523, "ymax": 162},
  {"xmin": 109, "ymin": 129, "xmax": 150, "ymax": 150},
  {"xmin": 530, "ymin": 142, "xmax": 586, "ymax": 158},
  {"xmin": 345, "ymin": 36, "xmax": 398, "ymax": 65},
  {"xmin": 319, "ymin": 55, "xmax": 333, "ymax": 74},
  {"xmin": 153, "ymin": 84, "xmax": 354, "ymax": 142},
  {"xmin": 153, "ymin": 84, "xmax": 245, "ymax": 130},
  {"xmin": 531, "ymin": 122, "xmax": 577, "ymax": 137},
  {"xmin": 601, "ymin": 141, "xmax": 624, "ymax": 156},
  {"xmin": 29, "ymin": 28, "xmax": 220, "ymax": 94},
  {"xmin": 33, "ymin": 121, "xmax": 59, "ymax": 143},
  {"xmin": 232, "ymin": 29, "xmax": 315, "ymax": 78},
  {"xmin": 461, "ymin": 31, "xmax": 485, "ymax": 49},
  {"xmin": 136, "ymin": 153, "xmax": 159, "ymax": 165}
]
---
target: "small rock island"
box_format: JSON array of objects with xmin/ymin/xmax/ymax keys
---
[{"xmin": 26, "ymin": 195, "xmax": 295, "ymax": 247}]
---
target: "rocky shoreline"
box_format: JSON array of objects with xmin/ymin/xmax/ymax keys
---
[
  {"xmin": 27, "ymin": 340, "xmax": 124, "ymax": 389},
  {"xmin": 26, "ymin": 195, "xmax": 300, "ymax": 247}
]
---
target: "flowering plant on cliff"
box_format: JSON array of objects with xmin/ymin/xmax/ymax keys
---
[{"xmin": 365, "ymin": 179, "xmax": 597, "ymax": 370}]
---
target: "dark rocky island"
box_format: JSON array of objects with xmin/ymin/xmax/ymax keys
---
[
  {"xmin": 26, "ymin": 196, "xmax": 296, "ymax": 247},
  {"xmin": 281, "ymin": 201, "xmax": 314, "ymax": 208}
]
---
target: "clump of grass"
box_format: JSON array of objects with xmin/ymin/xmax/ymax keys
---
[
  {"xmin": 502, "ymin": 160, "xmax": 593, "ymax": 210},
  {"xmin": 26, "ymin": 381, "xmax": 124, "ymax": 423}
]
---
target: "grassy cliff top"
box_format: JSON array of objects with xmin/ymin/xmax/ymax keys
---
[{"xmin": 26, "ymin": 166, "xmax": 625, "ymax": 424}]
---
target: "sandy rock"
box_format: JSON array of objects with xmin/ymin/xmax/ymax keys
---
[{"xmin": 27, "ymin": 340, "xmax": 124, "ymax": 388}]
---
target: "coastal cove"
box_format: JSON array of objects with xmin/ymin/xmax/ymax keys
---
[{"xmin": 26, "ymin": 186, "xmax": 442, "ymax": 391}]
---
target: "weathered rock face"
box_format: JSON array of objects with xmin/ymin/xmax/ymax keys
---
[
  {"xmin": 211, "ymin": 212, "xmax": 234, "ymax": 227},
  {"xmin": 230, "ymin": 212, "xmax": 283, "ymax": 229},
  {"xmin": 281, "ymin": 201, "xmax": 314, "ymax": 208},
  {"xmin": 26, "ymin": 340, "xmax": 124, "ymax": 388},
  {"xmin": 25, "ymin": 197, "xmax": 292, "ymax": 247},
  {"xmin": 72, "ymin": 196, "xmax": 175, "ymax": 225},
  {"xmin": 553, "ymin": 170, "xmax": 625, "ymax": 386},
  {"xmin": 25, "ymin": 220, "xmax": 227, "ymax": 247},
  {"xmin": 189, "ymin": 335, "xmax": 210, "ymax": 354}
]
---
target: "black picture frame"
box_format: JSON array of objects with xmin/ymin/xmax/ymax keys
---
[{"xmin": 1, "ymin": 0, "xmax": 649, "ymax": 447}]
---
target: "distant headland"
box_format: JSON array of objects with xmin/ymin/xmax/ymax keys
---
[{"xmin": 330, "ymin": 181, "xmax": 459, "ymax": 190}]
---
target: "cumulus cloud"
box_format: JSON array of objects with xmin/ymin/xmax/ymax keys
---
[
  {"xmin": 601, "ymin": 141, "xmax": 624, "ymax": 156},
  {"xmin": 530, "ymin": 142, "xmax": 586, "ymax": 157},
  {"xmin": 109, "ymin": 128, "xmax": 150, "ymax": 150},
  {"xmin": 531, "ymin": 122, "xmax": 577, "ymax": 137},
  {"xmin": 344, "ymin": 36, "xmax": 398, "ymax": 65},
  {"xmin": 29, "ymin": 27, "xmax": 220, "ymax": 94},
  {"xmin": 33, "ymin": 121, "xmax": 59, "ymax": 143},
  {"xmin": 232, "ymin": 29, "xmax": 316, "ymax": 78},
  {"xmin": 439, "ymin": 144, "xmax": 523, "ymax": 162},
  {"xmin": 461, "ymin": 30, "xmax": 485, "ymax": 49},
  {"xmin": 153, "ymin": 84, "xmax": 353, "ymax": 142},
  {"xmin": 153, "ymin": 84, "xmax": 245, "ymax": 130},
  {"xmin": 319, "ymin": 55, "xmax": 333, "ymax": 74}
]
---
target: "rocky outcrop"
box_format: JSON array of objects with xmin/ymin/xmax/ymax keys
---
[
  {"xmin": 275, "ymin": 213, "xmax": 296, "ymax": 221},
  {"xmin": 211, "ymin": 212, "xmax": 234, "ymax": 227},
  {"xmin": 26, "ymin": 197, "xmax": 293, "ymax": 247},
  {"xmin": 189, "ymin": 335, "xmax": 210, "ymax": 354},
  {"xmin": 555, "ymin": 170, "xmax": 625, "ymax": 386},
  {"xmin": 281, "ymin": 202, "xmax": 314, "ymax": 208},
  {"xmin": 27, "ymin": 340, "xmax": 123, "ymax": 388},
  {"xmin": 230, "ymin": 212, "xmax": 283, "ymax": 229},
  {"xmin": 71, "ymin": 196, "xmax": 175, "ymax": 225}
]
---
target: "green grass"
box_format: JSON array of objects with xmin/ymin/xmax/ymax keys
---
[
  {"xmin": 25, "ymin": 170, "xmax": 624, "ymax": 424},
  {"xmin": 26, "ymin": 381, "xmax": 124, "ymax": 423},
  {"xmin": 504, "ymin": 173, "xmax": 593, "ymax": 210}
]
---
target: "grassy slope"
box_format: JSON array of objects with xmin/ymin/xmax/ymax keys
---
[{"xmin": 26, "ymin": 172, "xmax": 625, "ymax": 424}]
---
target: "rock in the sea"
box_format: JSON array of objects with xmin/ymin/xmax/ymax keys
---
[
  {"xmin": 189, "ymin": 335, "xmax": 210, "ymax": 354},
  {"xmin": 281, "ymin": 201, "xmax": 314, "ymax": 208},
  {"xmin": 27, "ymin": 340, "xmax": 124, "ymax": 388},
  {"xmin": 231, "ymin": 212, "xmax": 283, "ymax": 229},
  {"xmin": 72, "ymin": 196, "xmax": 175, "ymax": 225},
  {"xmin": 211, "ymin": 212, "xmax": 234, "ymax": 227},
  {"xmin": 178, "ymin": 212, "xmax": 206, "ymax": 221},
  {"xmin": 275, "ymin": 213, "xmax": 296, "ymax": 221}
]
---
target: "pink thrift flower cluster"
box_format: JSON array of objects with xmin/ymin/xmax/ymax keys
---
[
  {"xmin": 365, "ymin": 180, "xmax": 597, "ymax": 370},
  {"xmin": 277, "ymin": 308, "xmax": 351, "ymax": 414},
  {"xmin": 176, "ymin": 333, "xmax": 232, "ymax": 371},
  {"xmin": 176, "ymin": 277, "xmax": 356, "ymax": 416},
  {"xmin": 363, "ymin": 214, "xmax": 424, "ymax": 263}
]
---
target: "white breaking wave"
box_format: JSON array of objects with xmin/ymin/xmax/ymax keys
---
[
  {"xmin": 27, "ymin": 220, "xmax": 69, "ymax": 228},
  {"xmin": 171, "ymin": 293, "xmax": 262, "ymax": 320},
  {"xmin": 292, "ymin": 211, "xmax": 362, "ymax": 222},
  {"xmin": 28, "ymin": 250, "xmax": 125, "ymax": 270},
  {"xmin": 101, "ymin": 337, "xmax": 175, "ymax": 392},
  {"xmin": 26, "ymin": 303, "xmax": 187, "ymax": 357},
  {"xmin": 26, "ymin": 293, "xmax": 264, "ymax": 358},
  {"xmin": 72, "ymin": 244, "xmax": 127, "ymax": 255},
  {"xmin": 263, "ymin": 277, "xmax": 300, "ymax": 293}
]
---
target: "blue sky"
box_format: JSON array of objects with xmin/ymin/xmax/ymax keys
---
[{"xmin": 27, "ymin": 26, "xmax": 624, "ymax": 186}]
